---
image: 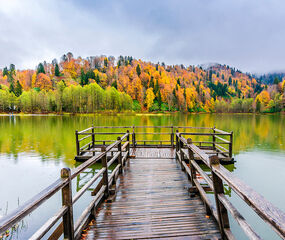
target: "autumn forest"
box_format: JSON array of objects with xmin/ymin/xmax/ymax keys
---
[{"xmin": 0, "ymin": 52, "xmax": 285, "ymax": 114}]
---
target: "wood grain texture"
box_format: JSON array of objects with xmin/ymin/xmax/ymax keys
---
[{"xmin": 84, "ymin": 148, "xmax": 220, "ymax": 239}]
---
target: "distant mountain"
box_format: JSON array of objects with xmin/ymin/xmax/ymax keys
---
[{"xmin": 254, "ymin": 72, "xmax": 285, "ymax": 85}]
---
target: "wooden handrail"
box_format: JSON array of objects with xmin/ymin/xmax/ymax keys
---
[
  {"xmin": 176, "ymin": 133, "xmax": 285, "ymax": 239},
  {"xmin": 0, "ymin": 178, "xmax": 68, "ymax": 234},
  {"xmin": 0, "ymin": 132, "xmax": 130, "ymax": 239}
]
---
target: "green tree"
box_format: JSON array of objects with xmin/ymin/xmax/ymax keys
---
[
  {"xmin": 154, "ymin": 80, "xmax": 159, "ymax": 95},
  {"xmin": 157, "ymin": 90, "xmax": 162, "ymax": 109},
  {"xmin": 80, "ymin": 69, "xmax": 86, "ymax": 86},
  {"xmin": 55, "ymin": 63, "xmax": 60, "ymax": 77},
  {"xmin": 37, "ymin": 63, "xmax": 45, "ymax": 74},
  {"xmin": 3, "ymin": 67, "xmax": 8, "ymax": 77},
  {"xmin": 15, "ymin": 80, "xmax": 23, "ymax": 97},
  {"xmin": 149, "ymin": 76, "xmax": 154, "ymax": 88},
  {"xmin": 9, "ymin": 82, "xmax": 15, "ymax": 94},
  {"xmin": 274, "ymin": 77, "xmax": 280, "ymax": 85},
  {"xmin": 136, "ymin": 64, "xmax": 141, "ymax": 77}
]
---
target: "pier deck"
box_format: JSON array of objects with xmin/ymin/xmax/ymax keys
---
[{"xmin": 85, "ymin": 148, "xmax": 220, "ymax": 239}]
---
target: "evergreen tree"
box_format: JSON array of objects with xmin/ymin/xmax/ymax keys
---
[
  {"xmin": 9, "ymin": 82, "xmax": 15, "ymax": 94},
  {"xmin": 154, "ymin": 80, "xmax": 159, "ymax": 95},
  {"xmin": 104, "ymin": 58, "xmax": 108, "ymax": 67},
  {"xmin": 55, "ymin": 63, "xmax": 60, "ymax": 77},
  {"xmin": 177, "ymin": 78, "xmax": 180, "ymax": 86},
  {"xmin": 111, "ymin": 80, "xmax": 118, "ymax": 89},
  {"xmin": 229, "ymin": 76, "xmax": 232, "ymax": 85},
  {"xmin": 136, "ymin": 64, "xmax": 141, "ymax": 76},
  {"xmin": 15, "ymin": 80, "xmax": 23, "ymax": 97},
  {"xmin": 157, "ymin": 90, "xmax": 162, "ymax": 109},
  {"xmin": 95, "ymin": 74, "xmax": 100, "ymax": 84},
  {"xmin": 149, "ymin": 76, "xmax": 154, "ymax": 88},
  {"xmin": 209, "ymin": 70, "xmax": 212, "ymax": 82},
  {"xmin": 274, "ymin": 77, "xmax": 280, "ymax": 85},
  {"xmin": 37, "ymin": 63, "xmax": 45, "ymax": 74},
  {"xmin": 3, "ymin": 67, "xmax": 8, "ymax": 77},
  {"xmin": 80, "ymin": 69, "xmax": 85, "ymax": 86}
]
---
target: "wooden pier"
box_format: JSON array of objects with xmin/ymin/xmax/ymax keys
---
[
  {"xmin": 0, "ymin": 126, "xmax": 285, "ymax": 240},
  {"xmin": 75, "ymin": 126, "xmax": 234, "ymax": 163}
]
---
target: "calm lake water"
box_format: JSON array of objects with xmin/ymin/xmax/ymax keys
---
[{"xmin": 0, "ymin": 113, "xmax": 284, "ymax": 239}]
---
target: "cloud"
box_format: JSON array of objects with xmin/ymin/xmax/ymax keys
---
[{"xmin": 0, "ymin": 0, "xmax": 284, "ymax": 73}]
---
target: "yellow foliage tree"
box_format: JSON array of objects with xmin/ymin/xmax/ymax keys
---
[{"xmin": 145, "ymin": 88, "xmax": 155, "ymax": 110}]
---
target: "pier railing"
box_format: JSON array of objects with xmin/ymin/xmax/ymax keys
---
[
  {"xmin": 0, "ymin": 132, "xmax": 130, "ymax": 240},
  {"xmin": 75, "ymin": 125, "xmax": 233, "ymax": 161},
  {"xmin": 176, "ymin": 132, "xmax": 285, "ymax": 239}
]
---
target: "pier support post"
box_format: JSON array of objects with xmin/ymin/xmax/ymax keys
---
[
  {"xmin": 101, "ymin": 147, "xmax": 109, "ymax": 198},
  {"xmin": 61, "ymin": 168, "xmax": 74, "ymax": 240},
  {"xmin": 210, "ymin": 155, "xmax": 230, "ymax": 239}
]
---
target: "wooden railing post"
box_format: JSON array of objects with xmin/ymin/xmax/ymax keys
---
[
  {"xmin": 212, "ymin": 126, "xmax": 216, "ymax": 152},
  {"xmin": 75, "ymin": 130, "xmax": 80, "ymax": 156},
  {"xmin": 171, "ymin": 125, "xmax": 174, "ymax": 148},
  {"xmin": 175, "ymin": 130, "xmax": 179, "ymax": 160},
  {"xmin": 61, "ymin": 168, "xmax": 74, "ymax": 240},
  {"xmin": 132, "ymin": 125, "xmax": 136, "ymax": 148},
  {"xmin": 117, "ymin": 137, "xmax": 122, "ymax": 173},
  {"xmin": 229, "ymin": 131, "xmax": 233, "ymax": 159},
  {"xmin": 101, "ymin": 147, "xmax": 109, "ymax": 198},
  {"xmin": 179, "ymin": 133, "xmax": 185, "ymax": 170},
  {"xmin": 126, "ymin": 130, "xmax": 130, "ymax": 159},
  {"xmin": 187, "ymin": 138, "xmax": 196, "ymax": 186},
  {"xmin": 209, "ymin": 155, "xmax": 230, "ymax": 239},
  {"xmin": 92, "ymin": 125, "xmax": 95, "ymax": 156}
]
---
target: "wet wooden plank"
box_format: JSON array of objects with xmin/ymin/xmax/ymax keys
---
[{"xmin": 84, "ymin": 148, "xmax": 220, "ymax": 239}]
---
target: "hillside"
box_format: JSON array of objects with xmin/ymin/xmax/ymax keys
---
[{"xmin": 0, "ymin": 53, "xmax": 284, "ymax": 113}]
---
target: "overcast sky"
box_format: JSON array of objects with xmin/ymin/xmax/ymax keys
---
[{"xmin": 0, "ymin": 0, "xmax": 284, "ymax": 73}]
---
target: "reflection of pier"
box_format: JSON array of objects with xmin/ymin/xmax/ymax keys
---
[{"xmin": 0, "ymin": 126, "xmax": 285, "ymax": 239}]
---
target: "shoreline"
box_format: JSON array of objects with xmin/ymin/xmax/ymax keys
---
[{"xmin": 0, "ymin": 111, "xmax": 284, "ymax": 116}]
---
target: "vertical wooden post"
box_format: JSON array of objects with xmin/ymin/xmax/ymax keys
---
[
  {"xmin": 75, "ymin": 131, "xmax": 80, "ymax": 156},
  {"xmin": 175, "ymin": 130, "xmax": 179, "ymax": 160},
  {"xmin": 212, "ymin": 126, "xmax": 216, "ymax": 152},
  {"xmin": 229, "ymin": 131, "xmax": 233, "ymax": 159},
  {"xmin": 187, "ymin": 138, "xmax": 196, "ymax": 185},
  {"xmin": 117, "ymin": 137, "xmax": 122, "ymax": 173},
  {"xmin": 92, "ymin": 125, "xmax": 95, "ymax": 156},
  {"xmin": 179, "ymin": 133, "xmax": 185, "ymax": 170},
  {"xmin": 171, "ymin": 125, "xmax": 174, "ymax": 148},
  {"xmin": 132, "ymin": 125, "xmax": 136, "ymax": 148},
  {"xmin": 61, "ymin": 168, "xmax": 74, "ymax": 240},
  {"xmin": 126, "ymin": 130, "xmax": 130, "ymax": 159},
  {"xmin": 101, "ymin": 147, "xmax": 109, "ymax": 198},
  {"xmin": 210, "ymin": 155, "xmax": 230, "ymax": 239}
]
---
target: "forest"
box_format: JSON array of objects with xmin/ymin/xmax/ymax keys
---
[{"xmin": 0, "ymin": 52, "xmax": 284, "ymax": 113}]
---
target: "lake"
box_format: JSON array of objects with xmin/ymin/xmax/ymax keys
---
[{"xmin": 0, "ymin": 113, "xmax": 284, "ymax": 239}]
